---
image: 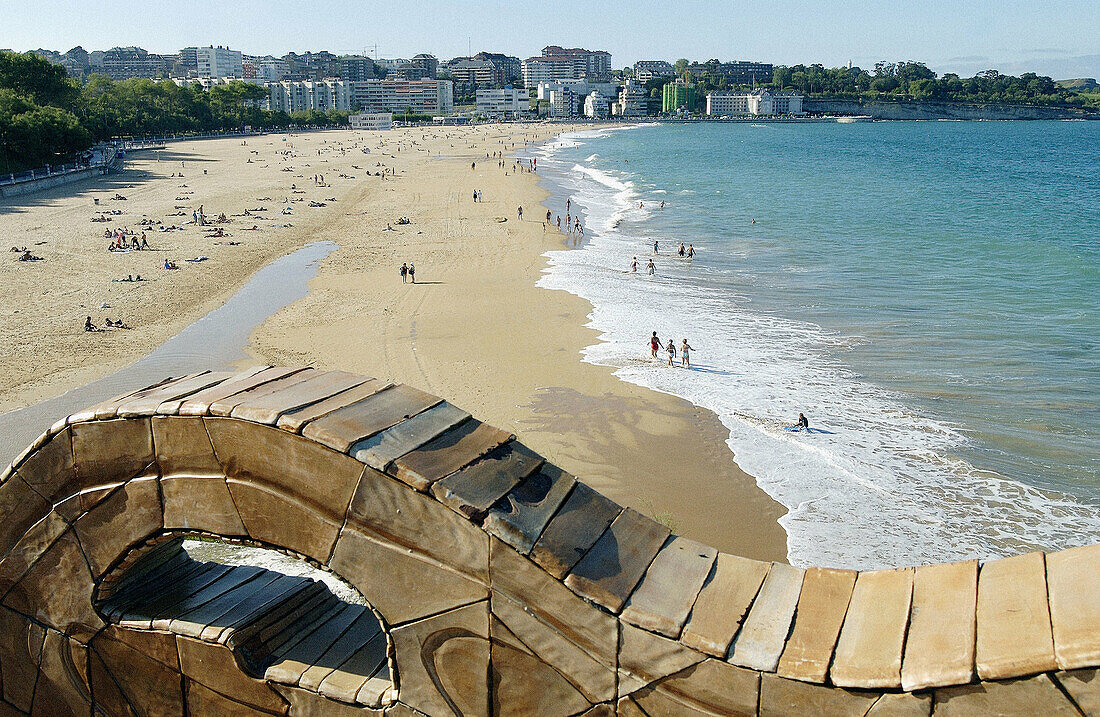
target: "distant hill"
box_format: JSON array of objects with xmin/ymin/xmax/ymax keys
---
[{"xmin": 1055, "ymin": 78, "xmax": 1099, "ymax": 91}]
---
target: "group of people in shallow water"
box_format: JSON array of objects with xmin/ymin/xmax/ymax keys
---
[{"xmin": 649, "ymin": 331, "xmax": 693, "ymax": 368}]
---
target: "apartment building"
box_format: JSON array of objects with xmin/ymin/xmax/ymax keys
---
[
  {"xmin": 475, "ymin": 87, "xmax": 528, "ymax": 118},
  {"xmin": 196, "ymin": 46, "xmax": 243, "ymax": 78}
]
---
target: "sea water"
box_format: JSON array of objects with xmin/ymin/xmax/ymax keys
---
[{"xmin": 530, "ymin": 121, "xmax": 1100, "ymax": 570}]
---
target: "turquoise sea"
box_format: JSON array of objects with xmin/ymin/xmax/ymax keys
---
[{"xmin": 532, "ymin": 121, "xmax": 1100, "ymax": 569}]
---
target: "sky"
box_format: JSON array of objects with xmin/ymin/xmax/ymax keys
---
[{"xmin": 3, "ymin": 0, "xmax": 1099, "ymax": 79}]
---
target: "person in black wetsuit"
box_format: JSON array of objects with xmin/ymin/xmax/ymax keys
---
[{"xmin": 797, "ymin": 413, "xmax": 809, "ymax": 430}]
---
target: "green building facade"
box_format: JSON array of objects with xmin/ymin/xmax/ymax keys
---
[{"xmin": 662, "ymin": 82, "xmax": 696, "ymax": 114}]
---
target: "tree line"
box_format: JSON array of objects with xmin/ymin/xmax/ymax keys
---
[
  {"xmin": 0, "ymin": 51, "xmax": 349, "ymax": 174},
  {"xmin": 649, "ymin": 59, "xmax": 1099, "ymax": 114}
]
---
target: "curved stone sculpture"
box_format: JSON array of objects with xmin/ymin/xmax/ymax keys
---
[{"xmin": 0, "ymin": 366, "xmax": 1096, "ymax": 716}]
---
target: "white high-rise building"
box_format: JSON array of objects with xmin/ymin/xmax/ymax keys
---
[
  {"xmin": 266, "ymin": 80, "xmax": 353, "ymax": 113},
  {"xmin": 350, "ymin": 79, "xmax": 454, "ymax": 115},
  {"xmin": 196, "ymin": 46, "xmax": 243, "ymax": 78},
  {"xmin": 475, "ymin": 88, "xmax": 528, "ymax": 118}
]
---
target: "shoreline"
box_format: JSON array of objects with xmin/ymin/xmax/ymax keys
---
[
  {"xmin": 246, "ymin": 125, "xmax": 789, "ymax": 561},
  {"xmin": 0, "ymin": 125, "xmax": 789, "ymax": 562}
]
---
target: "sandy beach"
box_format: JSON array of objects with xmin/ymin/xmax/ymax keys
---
[{"xmin": 0, "ymin": 125, "xmax": 787, "ymax": 561}]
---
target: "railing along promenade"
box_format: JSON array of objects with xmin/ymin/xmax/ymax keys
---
[{"xmin": 0, "ymin": 367, "xmax": 1096, "ymax": 715}]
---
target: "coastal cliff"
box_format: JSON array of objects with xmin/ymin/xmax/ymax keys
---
[{"xmin": 804, "ymin": 97, "xmax": 1099, "ymax": 120}]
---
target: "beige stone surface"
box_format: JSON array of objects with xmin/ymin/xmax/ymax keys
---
[
  {"xmin": 1053, "ymin": 669, "xmax": 1100, "ymax": 716},
  {"xmin": 0, "ymin": 607, "xmax": 46, "ymax": 712},
  {"xmin": 902, "ymin": 559, "xmax": 977, "ymax": 691},
  {"xmin": 490, "ymin": 538, "xmax": 617, "ymax": 667},
  {"xmin": 350, "ymin": 401, "xmax": 471, "ymax": 471},
  {"xmin": 618, "ymin": 621, "xmax": 704, "ymax": 698},
  {"xmin": 391, "ymin": 420, "xmax": 513, "ymax": 491},
  {"xmin": 206, "ymin": 417, "xmax": 365, "ymax": 522},
  {"xmin": 155, "ymin": 367, "xmax": 270, "ymax": 415},
  {"xmin": 296, "ymin": 608, "xmax": 384, "ymax": 692},
  {"xmin": 1047, "ymin": 544, "xmax": 1100, "ymax": 670},
  {"xmin": 430, "ymin": 440, "xmax": 543, "ymax": 520},
  {"xmin": 229, "ymin": 370, "xmax": 369, "ymax": 425},
  {"xmin": 776, "ymin": 566, "xmax": 857, "ymax": 683},
  {"xmin": 728, "ymin": 561, "xmax": 804, "ymax": 672},
  {"xmin": 186, "ymin": 679, "xmax": 283, "ymax": 717},
  {"xmin": 830, "ymin": 567, "xmax": 914, "ymax": 689},
  {"xmin": 565, "ymin": 508, "xmax": 670, "ymax": 613},
  {"xmin": 932, "ymin": 673, "xmax": 1080, "ymax": 715},
  {"xmin": 264, "ymin": 604, "xmax": 364, "ymax": 686},
  {"xmin": 759, "ymin": 673, "xmax": 879, "ymax": 717},
  {"xmin": 303, "ymin": 384, "xmax": 442, "ymax": 452},
  {"xmin": 0, "ymin": 509, "xmax": 68, "ymax": 596},
  {"xmin": 864, "ymin": 692, "xmax": 933, "ymax": 716},
  {"xmin": 492, "ymin": 591, "xmax": 615, "ymax": 703},
  {"xmin": 162, "ymin": 474, "xmax": 248, "ymax": 535},
  {"xmin": 116, "ymin": 371, "xmax": 232, "ymax": 417},
  {"xmin": 73, "ymin": 475, "xmax": 163, "ymax": 577},
  {"xmin": 490, "ymin": 616, "xmax": 592, "ymax": 716},
  {"xmin": 621, "ymin": 536, "xmax": 717, "ymax": 639},
  {"xmin": 71, "ymin": 417, "xmax": 154, "ymax": 486},
  {"xmin": 274, "ymin": 684, "xmax": 385, "ymax": 716},
  {"xmin": 226, "ymin": 479, "xmax": 342, "ymax": 563},
  {"xmin": 31, "ymin": 629, "xmax": 94, "ymax": 717},
  {"xmin": 681, "ymin": 553, "xmax": 770, "ymax": 658},
  {"xmin": 632, "ymin": 659, "xmax": 760, "ymax": 717},
  {"xmin": 0, "ymin": 472, "xmax": 53, "ymax": 554},
  {"xmin": 3, "ymin": 527, "xmax": 103, "ymax": 639},
  {"xmin": 316, "ymin": 630, "xmax": 388, "ymax": 704},
  {"xmin": 176, "ymin": 366, "xmax": 300, "ymax": 416},
  {"xmin": 176, "ymin": 635, "xmax": 288, "ymax": 714},
  {"xmin": 391, "ymin": 600, "xmax": 489, "ymax": 717},
  {"xmin": 529, "ymin": 481, "xmax": 621, "ymax": 579},
  {"xmin": 346, "ymin": 465, "xmax": 489, "ymax": 582},
  {"xmin": 92, "ymin": 622, "xmax": 186, "ymax": 716},
  {"xmin": 208, "ymin": 368, "xmax": 319, "ymax": 417},
  {"xmin": 331, "ymin": 526, "xmax": 487, "ymax": 625},
  {"xmin": 975, "ymin": 551, "xmax": 1056, "ymax": 680},
  {"xmin": 151, "ymin": 415, "xmax": 222, "ymax": 475},
  {"xmin": 10, "ymin": 426, "xmax": 76, "ymax": 504},
  {"xmin": 275, "ymin": 379, "xmax": 388, "ymax": 433},
  {"xmin": 482, "ymin": 463, "xmax": 576, "ymax": 555},
  {"xmin": 102, "ymin": 624, "xmax": 180, "ymax": 671}
]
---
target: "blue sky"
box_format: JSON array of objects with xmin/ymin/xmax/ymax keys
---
[{"xmin": 4, "ymin": 0, "xmax": 1099, "ymax": 78}]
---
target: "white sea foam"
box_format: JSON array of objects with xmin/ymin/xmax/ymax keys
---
[{"xmin": 533, "ymin": 130, "xmax": 1100, "ymax": 570}]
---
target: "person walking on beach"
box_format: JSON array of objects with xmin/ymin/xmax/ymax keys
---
[
  {"xmin": 546, "ymin": 209, "xmax": 552, "ymax": 223},
  {"xmin": 630, "ymin": 257, "xmax": 638, "ymax": 273},
  {"xmin": 566, "ymin": 198, "xmax": 571, "ymax": 213},
  {"xmin": 647, "ymin": 259, "xmax": 655, "ymax": 275},
  {"xmin": 400, "ymin": 263, "xmax": 408, "ymax": 283},
  {"xmin": 666, "ymin": 338, "xmax": 677, "ymax": 366},
  {"xmin": 517, "ymin": 206, "xmax": 523, "ymax": 220},
  {"xmin": 649, "ymin": 331, "xmax": 662, "ymax": 359},
  {"xmin": 408, "ymin": 263, "xmax": 415, "ymax": 283},
  {"xmin": 681, "ymin": 339, "xmax": 692, "ymax": 367}
]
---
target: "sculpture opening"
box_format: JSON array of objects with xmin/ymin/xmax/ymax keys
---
[{"xmin": 88, "ymin": 536, "xmax": 394, "ymax": 712}]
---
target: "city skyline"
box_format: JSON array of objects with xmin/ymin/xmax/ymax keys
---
[{"xmin": 4, "ymin": 0, "xmax": 1099, "ymax": 80}]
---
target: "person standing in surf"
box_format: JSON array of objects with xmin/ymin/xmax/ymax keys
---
[
  {"xmin": 666, "ymin": 338, "xmax": 677, "ymax": 366},
  {"xmin": 647, "ymin": 259, "xmax": 655, "ymax": 275},
  {"xmin": 681, "ymin": 339, "xmax": 692, "ymax": 367},
  {"xmin": 653, "ymin": 240, "xmax": 659, "ymax": 254},
  {"xmin": 649, "ymin": 331, "xmax": 661, "ymax": 359},
  {"xmin": 631, "ymin": 257, "xmax": 638, "ymax": 273}
]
